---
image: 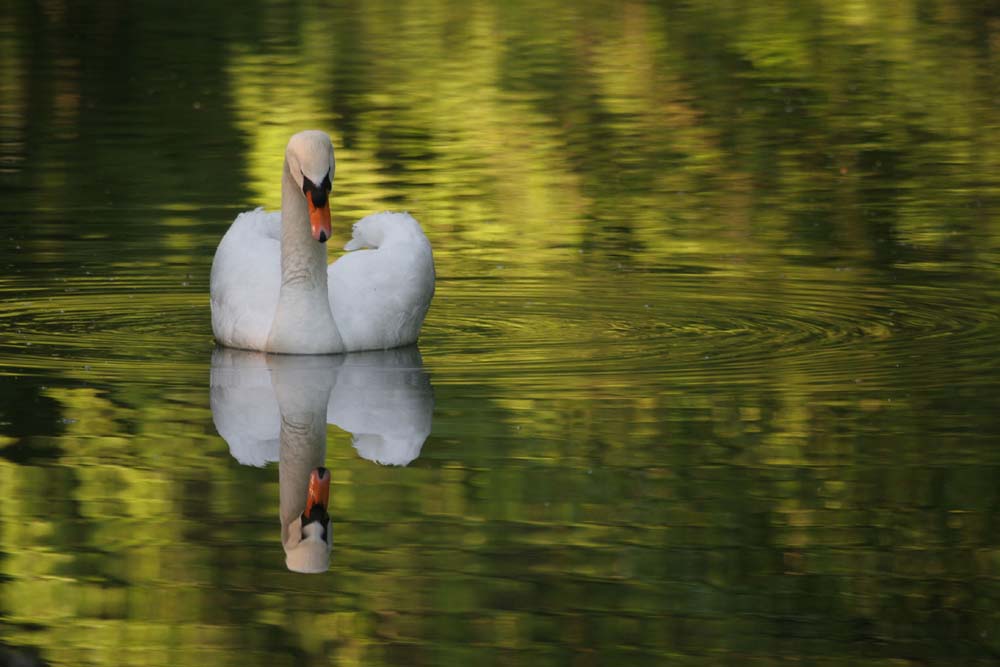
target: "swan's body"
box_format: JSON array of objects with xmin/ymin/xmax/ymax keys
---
[{"xmin": 210, "ymin": 130, "xmax": 434, "ymax": 354}]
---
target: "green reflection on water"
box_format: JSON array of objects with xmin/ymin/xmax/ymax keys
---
[{"xmin": 1, "ymin": 0, "xmax": 1000, "ymax": 665}]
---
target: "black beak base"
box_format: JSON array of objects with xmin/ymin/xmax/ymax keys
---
[{"xmin": 302, "ymin": 173, "xmax": 332, "ymax": 207}]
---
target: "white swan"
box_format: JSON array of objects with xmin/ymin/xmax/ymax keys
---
[{"xmin": 210, "ymin": 130, "xmax": 435, "ymax": 354}]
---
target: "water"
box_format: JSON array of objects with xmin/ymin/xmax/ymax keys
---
[{"xmin": 2, "ymin": 1, "xmax": 1000, "ymax": 664}]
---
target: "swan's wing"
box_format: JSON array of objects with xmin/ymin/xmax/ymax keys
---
[
  {"xmin": 327, "ymin": 347, "xmax": 434, "ymax": 466},
  {"xmin": 210, "ymin": 208, "xmax": 282, "ymax": 351},
  {"xmin": 328, "ymin": 212, "xmax": 435, "ymax": 351},
  {"xmin": 210, "ymin": 348, "xmax": 281, "ymax": 466}
]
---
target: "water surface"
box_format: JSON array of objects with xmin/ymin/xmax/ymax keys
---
[{"xmin": 1, "ymin": 1, "xmax": 1000, "ymax": 665}]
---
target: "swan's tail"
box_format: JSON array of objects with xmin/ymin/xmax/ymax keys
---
[{"xmin": 344, "ymin": 211, "xmax": 424, "ymax": 251}]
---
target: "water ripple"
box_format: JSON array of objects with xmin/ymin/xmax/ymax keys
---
[
  {"xmin": 423, "ymin": 269, "xmax": 999, "ymax": 392},
  {"xmin": 0, "ymin": 265, "xmax": 995, "ymax": 392},
  {"xmin": 0, "ymin": 274, "xmax": 209, "ymax": 383}
]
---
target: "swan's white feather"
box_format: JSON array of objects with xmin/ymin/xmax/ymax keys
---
[
  {"xmin": 329, "ymin": 212, "xmax": 435, "ymax": 351},
  {"xmin": 212, "ymin": 209, "xmax": 434, "ymax": 353},
  {"xmin": 210, "ymin": 208, "xmax": 282, "ymax": 351}
]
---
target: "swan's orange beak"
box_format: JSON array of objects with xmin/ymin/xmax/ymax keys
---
[
  {"xmin": 304, "ymin": 467, "xmax": 331, "ymax": 520},
  {"xmin": 307, "ymin": 191, "xmax": 332, "ymax": 244}
]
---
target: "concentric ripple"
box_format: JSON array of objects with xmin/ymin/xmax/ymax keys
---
[
  {"xmin": 0, "ymin": 273, "xmax": 211, "ymax": 385},
  {"xmin": 0, "ymin": 262, "xmax": 996, "ymax": 393},
  {"xmin": 422, "ymin": 265, "xmax": 1000, "ymax": 393}
]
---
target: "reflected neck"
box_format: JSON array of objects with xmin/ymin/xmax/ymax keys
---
[{"xmin": 276, "ymin": 378, "xmax": 330, "ymax": 534}]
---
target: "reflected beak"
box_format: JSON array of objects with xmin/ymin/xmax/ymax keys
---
[
  {"xmin": 304, "ymin": 466, "xmax": 331, "ymax": 520},
  {"xmin": 307, "ymin": 191, "xmax": 332, "ymax": 243}
]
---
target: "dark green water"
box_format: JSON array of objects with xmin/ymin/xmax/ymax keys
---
[{"xmin": 2, "ymin": 1, "xmax": 1000, "ymax": 665}]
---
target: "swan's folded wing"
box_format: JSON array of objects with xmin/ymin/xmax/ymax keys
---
[
  {"xmin": 329, "ymin": 212, "xmax": 435, "ymax": 351},
  {"xmin": 210, "ymin": 209, "xmax": 282, "ymax": 351}
]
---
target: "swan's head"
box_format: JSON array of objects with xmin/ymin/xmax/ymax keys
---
[
  {"xmin": 286, "ymin": 130, "xmax": 336, "ymax": 243},
  {"xmin": 284, "ymin": 466, "xmax": 333, "ymax": 574}
]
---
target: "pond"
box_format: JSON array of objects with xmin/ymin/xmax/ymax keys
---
[{"xmin": 1, "ymin": 1, "xmax": 1000, "ymax": 665}]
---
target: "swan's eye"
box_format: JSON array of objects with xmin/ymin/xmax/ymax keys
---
[{"xmin": 301, "ymin": 172, "xmax": 332, "ymax": 192}]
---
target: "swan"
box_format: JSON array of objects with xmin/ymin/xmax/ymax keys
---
[
  {"xmin": 210, "ymin": 130, "xmax": 435, "ymax": 354},
  {"xmin": 210, "ymin": 347, "xmax": 434, "ymax": 572}
]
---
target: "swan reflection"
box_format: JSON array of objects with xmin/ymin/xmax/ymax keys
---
[{"xmin": 210, "ymin": 346, "xmax": 433, "ymax": 572}]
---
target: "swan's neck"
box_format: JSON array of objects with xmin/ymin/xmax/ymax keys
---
[
  {"xmin": 267, "ymin": 160, "xmax": 344, "ymax": 353},
  {"xmin": 279, "ymin": 161, "xmax": 327, "ymax": 291}
]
